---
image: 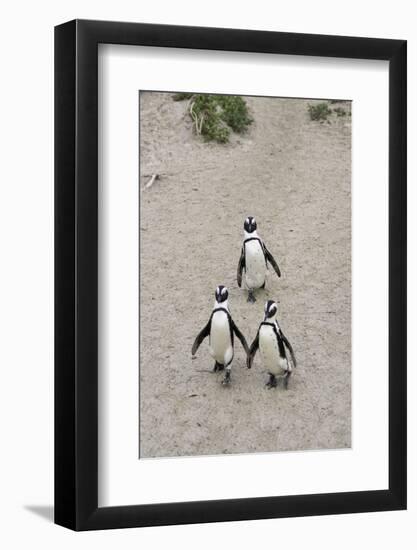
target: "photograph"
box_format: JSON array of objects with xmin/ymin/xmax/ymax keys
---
[{"xmin": 139, "ymin": 90, "xmax": 352, "ymax": 458}]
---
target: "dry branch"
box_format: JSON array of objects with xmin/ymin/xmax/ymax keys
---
[{"xmin": 144, "ymin": 174, "xmax": 159, "ymax": 190}]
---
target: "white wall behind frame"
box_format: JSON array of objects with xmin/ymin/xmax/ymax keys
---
[{"xmin": 0, "ymin": 1, "xmax": 415, "ymax": 550}]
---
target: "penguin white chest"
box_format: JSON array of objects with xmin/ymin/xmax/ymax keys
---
[
  {"xmin": 259, "ymin": 325, "xmax": 288, "ymax": 375},
  {"xmin": 245, "ymin": 240, "xmax": 266, "ymax": 289},
  {"xmin": 209, "ymin": 311, "xmax": 233, "ymax": 366}
]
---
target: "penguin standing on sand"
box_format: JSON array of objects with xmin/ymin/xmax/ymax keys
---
[
  {"xmin": 247, "ymin": 300, "xmax": 296, "ymax": 389},
  {"xmin": 192, "ymin": 286, "xmax": 249, "ymax": 385},
  {"xmin": 237, "ymin": 217, "xmax": 281, "ymax": 303}
]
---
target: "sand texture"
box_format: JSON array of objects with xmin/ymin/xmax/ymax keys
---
[{"xmin": 139, "ymin": 92, "xmax": 351, "ymax": 458}]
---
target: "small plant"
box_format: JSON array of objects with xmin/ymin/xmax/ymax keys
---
[
  {"xmin": 173, "ymin": 93, "xmax": 253, "ymax": 143},
  {"xmin": 308, "ymin": 102, "xmax": 333, "ymax": 121},
  {"xmin": 217, "ymin": 95, "xmax": 253, "ymax": 134},
  {"xmin": 172, "ymin": 92, "xmax": 194, "ymax": 101}
]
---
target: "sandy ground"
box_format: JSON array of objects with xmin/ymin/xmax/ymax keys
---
[{"xmin": 139, "ymin": 92, "xmax": 351, "ymax": 458}]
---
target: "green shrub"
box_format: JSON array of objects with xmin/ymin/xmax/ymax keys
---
[
  {"xmin": 308, "ymin": 102, "xmax": 332, "ymax": 121},
  {"xmin": 172, "ymin": 92, "xmax": 194, "ymax": 101},
  {"xmin": 216, "ymin": 95, "xmax": 253, "ymax": 134},
  {"xmin": 173, "ymin": 93, "xmax": 252, "ymax": 143}
]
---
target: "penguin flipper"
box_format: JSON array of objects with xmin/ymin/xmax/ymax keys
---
[
  {"xmin": 264, "ymin": 245, "xmax": 281, "ymax": 278},
  {"xmin": 280, "ymin": 331, "xmax": 297, "ymax": 367},
  {"xmin": 237, "ymin": 247, "xmax": 245, "ymax": 288},
  {"xmin": 231, "ymin": 319, "xmax": 249, "ymax": 356},
  {"xmin": 191, "ymin": 320, "xmax": 211, "ymax": 356},
  {"xmin": 247, "ymin": 330, "xmax": 260, "ymax": 369}
]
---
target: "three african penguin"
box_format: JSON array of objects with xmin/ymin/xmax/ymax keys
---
[{"xmin": 191, "ymin": 218, "xmax": 296, "ymax": 389}]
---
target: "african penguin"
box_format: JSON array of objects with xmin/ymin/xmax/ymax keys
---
[
  {"xmin": 247, "ymin": 300, "xmax": 297, "ymax": 389},
  {"xmin": 191, "ymin": 286, "xmax": 249, "ymax": 385},
  {"xmin": 237, "ymin": 217, "xmax": 281, "ymax": 303}
]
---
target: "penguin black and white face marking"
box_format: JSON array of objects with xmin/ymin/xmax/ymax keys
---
[
  {"xmin": 215, "ymin": 285, "xmax": 229, "ymax": 304},
  {"xmin": 264, "ymin": 300, "xmax": 278, "ymax": 321},
  {"xmin": 244, "ymin": 216, "xmax": 257, "ymax": 234}
]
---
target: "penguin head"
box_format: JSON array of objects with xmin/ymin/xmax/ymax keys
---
[
  {"xmin": 215, "ymin": 285, "xmax": 229, "ymax": 304},
  {"xmin": 264, "ymin": 299, "xmax": 278, "ymax": 321},
  {"xmin": 244, "ymin": 216, "xmax": 257, "ymax": 234}
]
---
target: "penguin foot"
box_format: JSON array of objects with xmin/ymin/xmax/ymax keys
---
[
  {"xmin": 266, "ymin": 374, "xmax": 277, "ymax": 389},
  {"xmin": 222, "ymin": 371, "xmax": 231, "ymax": 386},
  {"xmin": 213, "ymin": 362, "xmax": 224, "ymax": 372},
  {"xmin": 247, "ymin": 290, "xmax": 256, "ymax": 303}
]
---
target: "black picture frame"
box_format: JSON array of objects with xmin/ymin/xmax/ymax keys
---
[{"xmin": 55, "ymin": 19, "xmax": 407, "ymax": 531}]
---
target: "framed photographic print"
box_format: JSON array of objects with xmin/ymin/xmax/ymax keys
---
[{"xmin": 55, "ymin": 20, "xmax": 406, "ymax": 530}]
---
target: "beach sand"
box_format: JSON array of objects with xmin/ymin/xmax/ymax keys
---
[{"xmin": 139, "ymin": 92, "xmax": 351, "ymax": 458}]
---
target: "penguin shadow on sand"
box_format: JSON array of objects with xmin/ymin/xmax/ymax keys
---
[{"xmin": 191, "ymin": 217, "xmax": 296, "ymax": 390}]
